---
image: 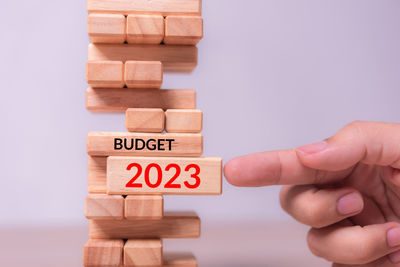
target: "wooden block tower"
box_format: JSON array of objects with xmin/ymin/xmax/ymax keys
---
[{"xmin": 83, "ymin": 1, "xmax": 222, "ymax": 266}]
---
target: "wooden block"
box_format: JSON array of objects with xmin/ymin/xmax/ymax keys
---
[
  {"xmin": 85, "ymin": 194, "xmax": 124, "ymax": 220},
  {"xmin": 83, "ymin": 239, "xmax": 124, "ymax": 267},
  {"xmin": 89, "ymin": 212, "xmax": 200, "ymax": 239},
  {"xmin": 107, "ymin": 156, "xmax": 222, "ymax": 195},
  {"xmin": 165, "ymin": 109, "xmax": 202, "ymax": 133},
  {"xmin": 87, "ymin": 132, "xmax": 203, "ymax": 157},
  {"xmin": 124, "ymin": 239, "xmax": 162, "ymax": 266},
  {"xmin": 87, "ymin": 0, "xmax": 202, "ymax": 16},
  {"xmin": 88, "ymin": 14, "xmax": 126, "ymax": 44},
  {"xmin": 88, "ymin": 156, "xmax": 107, "ymax": 193},
  {"xmin": 125, "ymin": 61, "xmax": 163, "ymax": 89},
  {"xmin": 86, "ymin": 87, "xmax": 196, "ymax": 112},
  {"xmin": 86, "ymin": 61, "xmax": 124, "ymax": 88},
  {"xmin": 125, "ymin": 195, "xmax": 164, "ymax": 219},
  {"xmin": 126, "ymin": 108, "xmax": 165, "ymax": 133},
  {"xmin": 163, "ymin": 253, "xmax": 197, "ymax": 267},
  {"xmin": 127, "ymin": 15, "xmax": 164, "ymax": 44},
  {"xmin": 88, "ymin": 44, "xmax": 197, "ymax": 72},
  {"xmin": 164, "ymin": 16, "xmax": 203, "ymax": 45}
]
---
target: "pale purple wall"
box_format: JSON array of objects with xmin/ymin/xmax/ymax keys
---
[{"xmin": 0, "ymin": 0, "xmax": 399, "ymax": 225}]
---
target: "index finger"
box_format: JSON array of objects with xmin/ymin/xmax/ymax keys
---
[{"xmin": 224, "ymin": 150, "xmax": 352, "ymax": 187}]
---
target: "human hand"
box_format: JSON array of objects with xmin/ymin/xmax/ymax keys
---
[{"xmin": 224, "ymin": 121, "xmax": 400, "ymax": 266}]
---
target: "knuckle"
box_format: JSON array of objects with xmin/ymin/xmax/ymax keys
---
[
  {"xmin": 339, "ymin": 234, "xmax": 375, "ymax": 264},
  {"xmin": 307, "ymin": 229, "xmax": 372, "ymax": 264},
  {"xmin": 281, "ymin": 186, "xmax": 329, "ymax": 228},
  {"xmin": 307, "ymin": 229, "xmax": 323, "ymax": 258},
  {"xmin": 346, "ymin": 120, "xmax": 367, "ymax": 130},
  {"xmin": 307, "ymin": 226, "xmax": 385, "ymax": 265},
  {"xmin": 303, "ymin": 201, "xmax": 327, "ymax": 228},
  {"xmin": 344, "ymin": 121, "xmax": 368, "ymax": 138},
  {"xmin": 343, "ymin": 121, "xmax": 365, "ymax": 137},
  {"xmin": 279, "ymin": 186, "xmax": 303, "ymax": 213},
  {"xmin": 351, "ymin": 237, "xmax": 376, "ymax": 264},
  {"xmin": 279, "ymin": 186, "xmax": 290, "ymax": 211},
  {"xmin": 313, "ymin": 169, "xmax": 328, "ymax": 185},
  {"xmin": 331, "ymin": 121, "xmax": 367, "ymax": 145}
]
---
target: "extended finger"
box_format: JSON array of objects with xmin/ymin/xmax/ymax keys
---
[
  {"xmin": 280, "ymin": 185, "xmax": 364, "ymax": 228},
  {"xmin": 224, "ymin": 150, "xmax": 352, "ymax": 187}
]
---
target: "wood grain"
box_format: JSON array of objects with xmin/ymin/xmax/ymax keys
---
[
  {"xmin": 83, "ymin": 239, "xmax": 124, "ymax": 267},
  {"xmin": 125, "ymin": 61, "xmax": 163, "ymax": 89},
  {"xmin": 125, "ymin": 195, "xmax": 164, "ymax": 219},
  {"xmin": 163, "ymin": 253, "xmax": 197, "ymax": 267},
  {"xmin": 125, "ymin": 108, "xmax": 165, "ymax": 133},
  {"xmin": 84, "ymin": 194, "xmax": 124, "ymax": 220},
  {"xmin": 164, "ymin": 16, "xmax": 203, "ymax": 45},
  {"xmin": 107, "ymin": 156, "xmax": 222, "ymax": 195},
  {"xmin": 87, "ymin": 0, "xmax": 202, "ymax": 16},
  {"xmin": 165, "ymin": 109, "xmax": 202, "ymax": 133},
  {"xmin": 86, "ymin": 61, "xmax": 124, "ymax": 88},
  {"xmin": 124, "ymin": 239, "xmax": 162, "ymax": 266},
  {"xmin": 87, "ymin": 132, "xmax": 202, "ymax": 157},
  {"xmin": 88, "ymin": 156, "xmax": 107, "ymax": 193},
  {"xmin": 127, "ymin": 15, "xmax": 164, "ymax": 44},
  {"xmin": 86, "ymin": 87, "xmax": 196, "ymax": 112},
  {"xmin": 89, "ymin": 212, "xmax": 200, "ymax": 239},
  {"xmin": 88, "ymin": 43, "xmax": 197, "ymax": 72},
  {"xmin": 87, "ymin": 14, "xmax": 126, "ymax": 44}
]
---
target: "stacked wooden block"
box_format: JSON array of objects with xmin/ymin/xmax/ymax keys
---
[
  {"xmin": 88, "ymin": 13, "xmax": 203, "ymax": 45},
  {"xmin": 83, "ymin": 0, "xmax": 222, "ymax": 266}
]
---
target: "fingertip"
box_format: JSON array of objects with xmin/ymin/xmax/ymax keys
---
[
  {"xmin": 224, "ymin": 157, "xmax": 243, "ymax": 186},
  {"xmin": 224, "ymin": 153, "xmax": 273, "ymax": 187}
]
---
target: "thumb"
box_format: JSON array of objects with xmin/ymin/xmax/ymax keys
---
[{"xmin": 296, "ymin": 121, "xmax": 400, "ymax": 171}]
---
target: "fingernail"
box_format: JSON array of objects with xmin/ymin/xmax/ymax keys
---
[
  {"xmin": 296, "ymin": 141, "xmax": 328, "ymax": 155},
  {"xmin": 337, "ymin": 192, "xmax": 363, "ymax": 215},
  {"xmin": 389, "ymin": 250, "xmax": 400, "ymax": 263},
  {"xmin": 388, "ymin": 228, "xmax": 400, "ymax": 248}
]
